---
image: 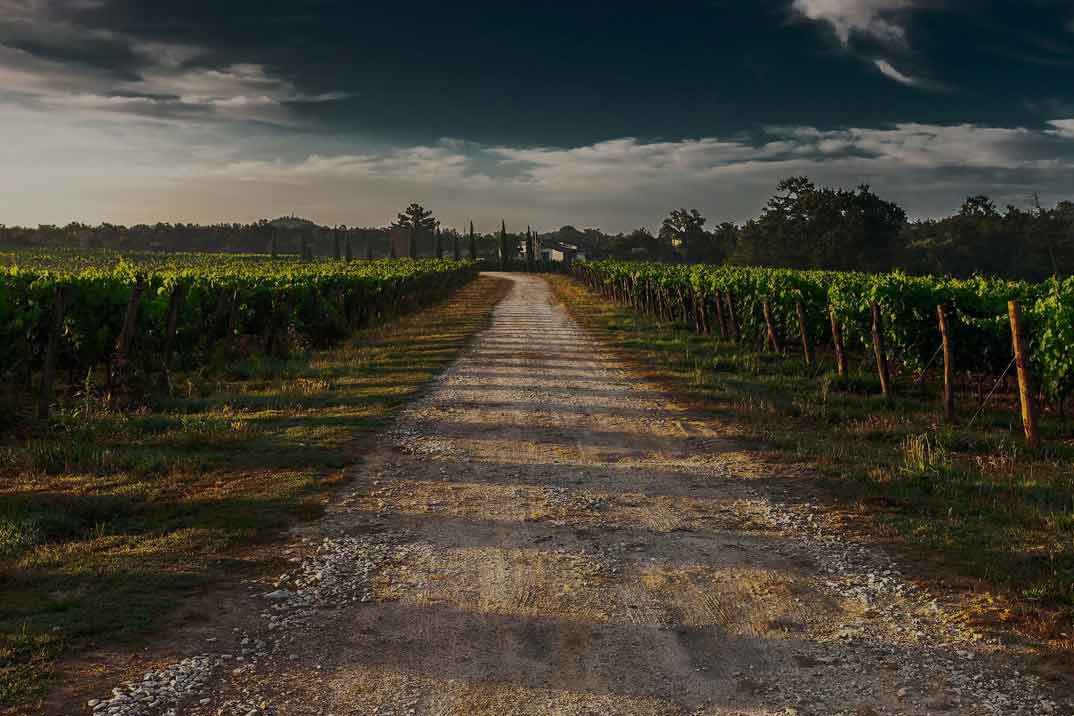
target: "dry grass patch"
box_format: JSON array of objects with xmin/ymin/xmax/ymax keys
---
[
  {"xmin": 547, "ymin": 274, "xmax": 1074, "ymax": 658},
  {"xmin": 0, "ymin": 276, "xmax": 509, "ymax": 715}
]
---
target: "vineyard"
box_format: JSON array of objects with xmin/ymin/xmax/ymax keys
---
[
  {"xmin": 0, "ymin": 251, "xmax": 477, "ymax": 417},
  {"xmin": 573, "ymin": 261, "xmax": 1074, "ymax": 443}
]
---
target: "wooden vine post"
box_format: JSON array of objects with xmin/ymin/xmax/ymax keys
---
[
  {"xmin": 1007, "ymin": 300, "xmax": 1041, "ymax": 448},
  {"xmin": 713, "ymin": 290, "xmax": 728, "ymax": 339},
  {"xmin": 115, "ymin": 280, "xmax": 147, "ymax": 361},
  {"xmin": 870, "ymin": 300, "xmax": 893, "ymax": 400},
  {"xmin": 110, "ymin": 279, "xmax": 147, "ymax": 408},
  {"xmin": 795, "ymin": 300, "xmax": 813, "ymax": 366},
  {"xmin": 725, "ymin": 293, "xmax": 740, "ymax": 342},
  {"xmin": 762, "ymin": 299, "xmax": 782, "ymax": 353},
  {"xmin": 162, "ymin": 283, "xmax": 187, "ymax": 367},
  {"xmin": 829, "ymin": 307, "xmax": 847, "ymax": 377},
  {"xmin": 210, "ymin": 288, "xmax": 230, "ymax": 338},
  {"xmin": 936, "ymin": 304, "xmax": 955, "ymax": 423},
  {"xmin": 38, "ymin": 284, "xmax": 70, "ymax": 419}
]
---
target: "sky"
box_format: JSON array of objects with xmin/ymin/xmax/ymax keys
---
[{"xmin": 2, "ymin": 0, "xmax": 1074, "ymax": 232}]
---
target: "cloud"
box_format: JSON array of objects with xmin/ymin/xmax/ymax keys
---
[
  {"xmin": 873, "ymin": 58, "xmax": 920, "ymax": 86},
  {"xmin": 1048, "ymin": 119, "xmax": 1074, "ymax": 137},
  {"xmin": 790, "ymin": 0, "xmax": 918, "ymax": 45},
  {"xmin": 153, "ymin": 120, "xmax": 1074, "ymax": 230},
  {"xmin": 0, "ymin": 0, "xmax": 347, "ymax": 125},
  {"xmin": 3, "ymin": 84, "xmax": 1073, "ymax": 229}
]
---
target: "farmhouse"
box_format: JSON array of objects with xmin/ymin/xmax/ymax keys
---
[{"xmin": 539, "ymin": 241, "xmax": 586, "ymax": 263}]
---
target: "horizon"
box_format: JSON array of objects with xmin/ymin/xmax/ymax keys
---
[{"xmin": 2, "ymin": 1, "xmax": 1074, "ymax": 231}]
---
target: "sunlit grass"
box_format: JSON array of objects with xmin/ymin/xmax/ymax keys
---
[
  {"xmin": 548, "ymin": 274, "xmax": 1074, "ymax": 647},
  {"xmin": 0, "ymin": 275, "xmax": 508, "ymax": 714}
]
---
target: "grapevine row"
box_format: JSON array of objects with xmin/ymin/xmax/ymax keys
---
[
  {"xmin": 572, "ymin": 261, "xmax": 1074, "ymax": 432},
  {"xmin": 1, "ymin": 257, "xmax": 478, "ymax": 415}
]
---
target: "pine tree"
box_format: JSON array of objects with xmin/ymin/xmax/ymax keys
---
[{"xmin": 392, "ymin": 203, "xmax": 436, "ymax": 259}]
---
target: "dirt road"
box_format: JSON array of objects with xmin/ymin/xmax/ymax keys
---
[{"xmin": 89, "ymin": 273, "xmax": 1065, "ymax": 716}]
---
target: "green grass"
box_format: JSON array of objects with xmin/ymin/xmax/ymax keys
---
[
  {"xmin": 0, "ymin": 275, "xmax": 508, "ymax": 714},
  {"xmin": 548, "ymin": 275, "xmax": 1074, "ymax": 649}
]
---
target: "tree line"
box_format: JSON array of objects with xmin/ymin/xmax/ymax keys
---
[
  {"xmin": 3, "ymin": 179, "xmax": 1072, "ymax": 280},
  {"xmin": 0, "ymin": 215, "xmax": 519, "ymax": 263},
  {"xmin": 589, "ymin": 178, "xmax": 1074, "ymax": 281}
]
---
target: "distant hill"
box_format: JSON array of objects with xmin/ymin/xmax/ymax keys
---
[{"xmin": 267, "ymin": 216, "xmax": 319, "ymax": 230}]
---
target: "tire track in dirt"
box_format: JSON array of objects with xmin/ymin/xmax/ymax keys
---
[{"xmin": 87, "ymin": 273, "xmax": 1068, "ymax": 716}]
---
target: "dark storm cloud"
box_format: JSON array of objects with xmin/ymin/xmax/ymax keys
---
[
  {"xmin": 0, "ymin": 0, "xmax": 350, "ymax": 125},
  {"xmin": 4, "ymin": 1, "xmax": 1074, "ymax": 139}
]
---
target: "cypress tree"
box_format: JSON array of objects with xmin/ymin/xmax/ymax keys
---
[
  {"xmin": 500, "ymin": 220, "xmax": 508, "ymax": 270},
  {"xmin": 469, "ymin": 221, "xmax": 476, "ymax": 260},
  {"xmin": 453, "ymin": 230, "xmax": 460, "ymax": 261}
]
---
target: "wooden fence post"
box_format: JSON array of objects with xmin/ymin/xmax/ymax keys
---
[
  {"xmin": 162, "ymin": 283, "xmax": 186, "ymax": 367},
  {"xmin": 871, "ymin": 300, "xmax": 893, "ymax": 400},
  {"xmin": 38, "ymin": 285, "xmax": 70, "ymax": 419},
  {"xmin": 937, "ymin": 304, "xmax": 955, "ymax": 423},
  {"xmin": 762, "ymin": 299, "xmax": 782, "ymax": 353},
  {"xmin": 796, "ymin": 300, "xmax": 813, "ymax": 367},
  {"xmin": 829, "ymin": 307, "xmax": 847, "ymax": 377},
  {"xmin": 1008, "ymin": 300, "xmax": 1041, "ymax": 448}
]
